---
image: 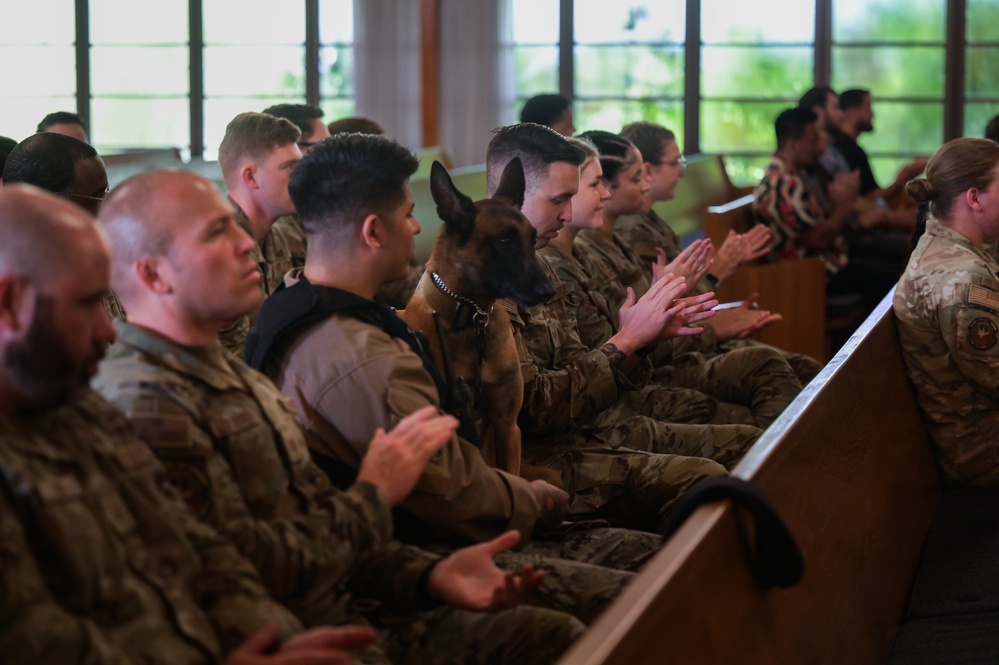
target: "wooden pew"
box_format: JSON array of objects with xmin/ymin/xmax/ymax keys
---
[
  {"xmin": 558, "ymin": 291, "xmax": 942, "ymax": 665},
  {"xmin": 703, "ymin": 195, "xmax": 827, "ymax": 360}
]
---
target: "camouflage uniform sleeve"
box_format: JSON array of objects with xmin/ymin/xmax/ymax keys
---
[
  {"xmin": 0, "ymin": 489, "xmax": 138, "ymax": 664},
  {"xmin": 940, "ymin": 284, "xmax": 999, "ymax": 394},
  {"xmin": 312, "ymin": 334, "xmax": 541, "ymax": 545},
  {"xmin": 541, "ymin": 248, "xmax": 616, "ymax": 350},
  {"xmin": 352, "ymin": 542, "xmax": 441, "ymax": 612},
  {"xmin": 507, "ymin": 302, "xmax": 619, "ymax": 437},
  {"xmin": 100, "ymin": 381, "xmax": 396, "ymax": 607},
  {"xmin": 161, "ymin": 480, "xmax": 305, "ymax": 652}
]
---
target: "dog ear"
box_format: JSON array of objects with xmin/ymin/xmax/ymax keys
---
[
  {"xmin": 492, "ymin": 157, "xmax": 525, "ymax": 210},
  {"xmin": 430, "ymin": 160, "xmax": 477, "ymax": 237}
]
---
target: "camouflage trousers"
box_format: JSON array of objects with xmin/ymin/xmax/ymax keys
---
[
  {"xmin": 339, "ymin": 602, "xmax": 584, "ymax": 664},
  {"xmin": 582, "ymin": 392, "xmax": 761, "ymax": 468},
  {"xmin": 524, "ymin": 525, "xmax": 661, "ymax": 571},
  {"xmin": 524, "ymin": 417, "xmax": 729, "ymax": 534},
  {"xmin": 721, "ymin": 338, "xmax": 824, "ymax": 385},
  {"xmin": 651, "ymin": 345, "xmax": 804, "ymax": 430}
]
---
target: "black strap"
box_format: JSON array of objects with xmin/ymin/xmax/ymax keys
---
[
  {"xmin": 245, "ymin": 277, "xmax": 479, "ymax": 445},
  {"xmin": 660, "ymin": 476, "xmax": 804, "ymax": 589}
]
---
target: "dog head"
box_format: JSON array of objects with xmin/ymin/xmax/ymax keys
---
[{"xmin": 429, "ymin": 159, "xmax": 554, "ymax": 308}]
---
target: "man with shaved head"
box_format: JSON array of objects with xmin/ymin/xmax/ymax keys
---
[
  {"xmin": 0, "ymin": 184, "xmax": 377, "ymax": 664},
  {"xmin": 92, "ymin": 169, "xmax": 584, "ymax": 664}
]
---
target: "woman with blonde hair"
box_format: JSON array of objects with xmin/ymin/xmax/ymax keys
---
[{"xmin": 895, "ymin": 136, "xmax": 999, "ymax": 486}]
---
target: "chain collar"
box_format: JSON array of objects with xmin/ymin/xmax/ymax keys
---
[{"xmin": 431, "ymin": 272, "xmax": 492, "ymax": 320}]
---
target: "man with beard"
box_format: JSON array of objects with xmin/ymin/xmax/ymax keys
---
[
  {"xmin": 836, "ymin": 88, "xmax": 927, "ymax": 200},
  {"xmin": 0, "ymin": 183, "xmax": 382, "ymax": 664}
]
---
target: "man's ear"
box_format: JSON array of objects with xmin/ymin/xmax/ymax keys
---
[
  {"xmin": 240, "ymin": 161, "xmax": 258, "ymax": 190},
  {"xmin": 135, "ymin": 257, "xmax": 173, "ymax": 295},
  {"xmin": 359, "ymin": 213, "xmax": 384, "ymax": 250},
  {"xmin": 642, "ymin": 162, "xmax": 655, "ymax": 180},
  {"xmin": 0, "ymin": 275, "xmax": 33, "ymax": 334}
]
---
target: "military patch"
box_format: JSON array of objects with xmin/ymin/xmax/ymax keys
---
[
  {"xmin": 968, "ymin": 316, "xmax": 998, "ymax": 350},
  {"xmin": 968, "ymin": 284, "xmax": 999, "ymax": 313}
]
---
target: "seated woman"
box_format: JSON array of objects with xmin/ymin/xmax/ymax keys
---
[{"xmin": 895, "ymin": 137, "xmax": 999, "ymax": 486}]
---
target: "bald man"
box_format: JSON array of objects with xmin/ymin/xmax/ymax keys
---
[
  {"xmin": 91, "ymin": 169, "xmax": 584, "ymax": 664},
  {"xmin": 0, "ymin": 184, "xmax": 376, "ymax": 665}
]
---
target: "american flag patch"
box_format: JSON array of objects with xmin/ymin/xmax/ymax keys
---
[{"xmin": 968, "ymin": 285, "xmax": 999, "ymax": 311}]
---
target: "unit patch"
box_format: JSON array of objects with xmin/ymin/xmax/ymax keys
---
[{"xmin": 968, "ymin": 316, "xmax": 998, "ymax": 350}]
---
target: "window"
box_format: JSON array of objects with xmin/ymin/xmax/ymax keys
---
[
  {"xmin": 701, "ymin": 0, "xmax": 814, "ymax": 183},
  {"xmin": 0, "ymin": 1, "xmax": 355, "ymax": 160},
  {"xmin": 0, "ymin": 0, "xmax": 76, "ymax": 142},
  {"xmin": 574, "ymin": 1, "xmax": 685, "ymax": 137},
  {"xmin": 965, "ymin": 0, "xmax": 999, "ymax": 139},
  {"xmin": 832, "ymin": 0, "xmax": 945, "ymax": 187},
  {"xmin": 319, "ymin": 0, "xmax": 355, "ymax": 123},
  {"xmin": 90, "ymin": 0, "xmax": 189, "ymax": 154}
]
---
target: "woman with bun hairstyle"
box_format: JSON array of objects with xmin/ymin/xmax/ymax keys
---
[{"xmin": 895, "ymin": 137, "xmax": 999, "ymax": 486}]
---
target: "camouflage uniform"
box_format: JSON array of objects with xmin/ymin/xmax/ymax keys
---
[
  {"xmin": 255, "ymin": 273, "xmax": 656, "ymax": 618},
  {"xmin": 0, "ymin": 389, "xmax": 302, "ymax": 664},
  {"xmin": 271, "ymin": 213, "xmax": 308, "ymax": 268},
  {"xmin": 218, "ymin": 202, "xmax": 293, "ymax": 358},
  {"xmin": 542, "ymin": 244, "xmax": 800, "ymax": 431},
  {"xmin": 93, "ymin": 321, "xmax": 585, "ymax": 661},
  {"xmin": 616, "ymin": 209, "xmax": 823, "ymax": 382},
  {"xmin": 508, "ymin": 256, "xmax": 757, "ymax": 531},
  {"xmin": 895, "ymin": 219, "xmax": 999, "ymax": 487}
]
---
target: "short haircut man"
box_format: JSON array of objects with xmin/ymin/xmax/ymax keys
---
[
  {"xmin": 2, "ymin": 133, "xmax": 107, "ymax": 213},
  {"xmin": 327, "ymin": 116, "xmax": 385, "ymax": 136},
  {"xmin": 839, "ymin": 88, "xmax": 871, "ymax": 114},
  {"xmin": 36, "ymin": 110, "xmax": 89, "ymax": 143},
  {"xmin": 775, "ymin": 106, "xmax": 820, "ymax": 151},
  {"xmin": 262, "ymin": 103, "xmax": 330, "ymax": 152},
  {"xmin": 252, "ymin": 134, "xmax": 664, "ymax": 623},
  {"xmin": 799, "ymin": 85, "xmax": 836, "ymax": 116},
  {"xmin": 486, "ymin": 122, "xmax": 584, "ymax": 199},
  {"xmin": 519, "ymin": 94, "xmax": 575, "ymax": 136}
]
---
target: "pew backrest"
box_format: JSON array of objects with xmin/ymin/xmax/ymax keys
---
[{"xmin": 558, "ymin": 292, "xmax": 941, "ymax": 665}]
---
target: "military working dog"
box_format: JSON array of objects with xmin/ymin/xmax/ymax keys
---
[{"xmin": 403, "ymin": 159, "xmax": 559, "ymax": 484}]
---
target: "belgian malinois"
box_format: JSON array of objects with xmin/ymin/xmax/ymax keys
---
[{"xmin": 403, "ymin": 158, "xmax": 559, "ymax": 485}]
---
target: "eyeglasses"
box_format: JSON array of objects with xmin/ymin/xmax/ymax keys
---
[
  {"xmin": 62, "ymin": 188, "xmax": 110, "ymax": 203},
  {"xmin": 659, "ymin": 154, "xmax": 687, "ymax": 169}
]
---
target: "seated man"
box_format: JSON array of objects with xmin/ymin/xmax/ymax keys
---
[
  {"xmin": 36, "ymin": 110, "xmax": 89, "ymax": 142},
  {"xmin": 250, "ymin": 134, "xmax": 665, "ymax": 590},
  {"xmin": 91, "ymin": 169, "xmax": 584, "ymax": 663},
  {"xmin": 216, "ymin": 112, "xmax": 305, "ymax": 356},
  {"xmin": 0, "ymin": 183, "xmax": 376, "ymax": 664},
  {"xmin": 752, "ymin": 107, "xmax": 898, "ymax": 314},
  {"xmin": 835, "ymin": 89, "xmax": 927, "ymax": 202},
  {"xmin": 1, "ymin": 132, "xmax": 124, "ymax": 321},
  {"xmin": 261, "ymin": 103, "xmax": 332, "ymax": 265},
  {"xmin": 799, "ymin": 86, "xmax": 912, "ymax": 275},
  {"xmin": 520, "ymin": 93, "xmax": 575, "ymax": 137}
]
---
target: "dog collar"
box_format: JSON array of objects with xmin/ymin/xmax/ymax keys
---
[{"xmin": 430, "ymin": 271, "xmax": 494, "ymax": 344}]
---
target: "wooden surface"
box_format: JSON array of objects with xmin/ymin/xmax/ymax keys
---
[{"xmin": 558, "ymin": 292, "xmax": 941, "ymax": 665}]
